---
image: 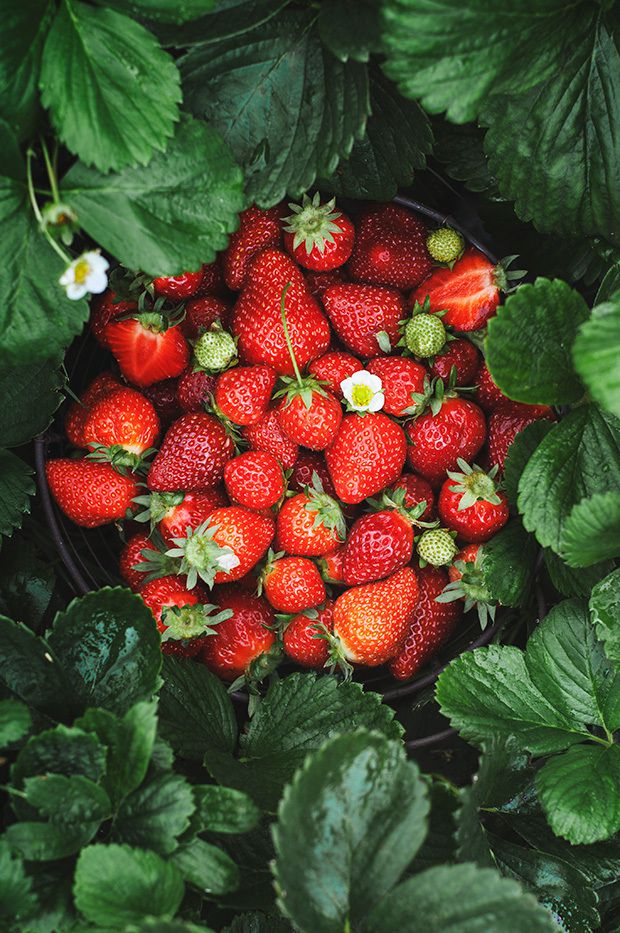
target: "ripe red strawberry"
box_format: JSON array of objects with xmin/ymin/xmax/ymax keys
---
[
  {"xmin": 223, "ymin": 204, "xmax": 283, "ymax": 291},
  {"xmin": 318, "ymin": 546, "xmax": 346, "ymax": 585},
  {"xmin": 142, "ymin": 378, "xmax": 182, "ymax": 426},
  {"xmin": 305, "ymin": 269, "xmax": 347, "ymax": 299},
  {"xmin": 325, "ymin": 412, "xmax": 407, "ymax": 504},
  {"xmin": 232, "ymin": 249, "xmax": 330, "ymax": 375},
  {"xmin": 139, "ymin": 576, "xmax": 225, "ymax": 658},
  {"xmin": 120, "ymin": 532, "xmax": 160, "ymax": 591},
  {"xmin": 65, "ymin": 371, "xmax": 121, "ymax": 447},
  {"xmin": 148, "ymin": 413, "xmax": 234, "ymax": 492},
  {"xmin": 389, "ymin": 565, "xmax": 463, "ymax": 681},
  {"xmin": 448, "ymin": 543, "xmax": 480, "ymax": 583},
  {"xmin": 283, "ymin": 600, "xmax": 335, "ymax": 668},
  {"xmin": 348, "ymin": 204, "xmax": 431, "ymax": 290},
  {"xmin": 366, "ymin": 356, "xmax": 426, "ymax": 417},
  {"xmin": 411, "ymin": 248, "xmax": 514, "ymax": 332},
  {"xmin": 308, "ymin": 351, "xmax": 363, "ymax": 398},
  {"xmin": 289, "ymin": 450, "xmax": 335, "ymax": 497},
  {"xmin": 276, "ymin": 387, "xmax": 342, "ymax": 451},
  {"xmin": 438, "ymin": 460, "xmax": 509, "ymax": 543},
  {"xmin": 46, "ymin": 459, "xmax": 139, "ymax": 528},
  {"xmin": 215, "ymin": 365, "xmax": 277, "ymax": 426},
  {"xmin": 168, "ymin": 507, "xmax": 275, "ymax": 587},
  {"xmin": 196, "ymin": 259, "xmax": 225, "ymax": 297},
  {"xmin": 90, "ymin": 291, "xmax": 137, "ymax": 347},
  {"xmin": 474, "ymin": 360, "xmax": 508, "ymax": 411},
  {"xmin": 177, "ymin": 369, "xmax": 216, "ymax": 414},
  {"xmin": 407, "ymin": 386, "xmax": 487, "ymax": 485},
  {"xmin": 105, "ymin": 315, "xmax": 189, "ymax": 388},
  {"xmin": 243, "ymin": 407, "xmax": 298, "ymax": 470},
  {"xmin": 201, "ymin": 591, "xmax": 278, "ymax": 681},
  {"xmin": 283, "ymin": 194, "xmax": 355, "ymax": 271},
  {"xmin": 276, "ymin": 482, "xmax": 345, "ymax": 557},
  {"xmin": 83, "ymin": 387, "xmax": 160, "ymax": 462},
  {"xmin": 139, "ymin": 575, "xmax": 208, "ymax": 626},
  {"xmin": 331, "ymin": 567, "xmax": 419, "ymax": 667},
  {"xmin": 487, "ymin": 402, "xmax": 555, "ymax": 472},
  {"xmin": 180, "ymin": 296, "xmax": 231, "ymax": 341},
  {"xmin": 430, "ymin": 338, "xmax": 480, "ymax": 386},
  {"xmin": 322, "ymin": 284, "xmax": 405, "ymax": 358},
  {"xmin": 391, "ymin": 473, "xmax": 435, "ymax": 520},
  {"xmin": 153, "ymin": 268, "xmax": 204, "ymax": 300},
  {"xmin": 262, "ymin": 554, "xmax": 326, "ymax": 613},
  {"xmin": 134, "ymin": 488, "xmax": 228, "ymax": 547},
  {"xmin": 224, "ymin": 450, "xmax": 284, "ymax": 510}
]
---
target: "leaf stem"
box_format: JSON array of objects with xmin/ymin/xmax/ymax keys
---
[
  {"xmin": 40, "ymin": 136, "xmax": 60, "ymax": 204},
  {"xmin": 26, "ymin": 148, "xmax": 72, "ymax": 265},
  {"xmin": 280, "ymin": 282, "xmax": 303, "ymax": 387}
]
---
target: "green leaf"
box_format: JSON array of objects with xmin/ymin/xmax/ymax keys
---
[
  {"xmin": 0, "ymin": 1, "xmax": 53, "ymax": 140},
  {"xmin": 319, "ymin": 71, "xmax": 432, "ymax": 201},
  {"xmin": 503, "ymin": 420, "xmax": 554, "ymax": 507},
  {"xmin": 0, "ymin": 361, "xmax": 65, "ymax": 447},
  {"xmin": 159, "ymin": 0, "xmax": 290, "ymax": 48},
  {"xmin": 74, "ymin": 844, "xmax": 185, "ymax": 926},
  {"xmin": 366, "ymin": 863, "xmax": 557, "ymax": 932},
  {"xmin": 518, "ymin": 405, "xmax": 620, "ymax": 552},
  {"xmin": 411, "ymin": 779, "xmax": 459, "ymax": 872},
  {"xmin": 0, "ymin": 450, "xmax": 35, "ymax": 538},
  {"xmin": 433, "ymin": 119, "xmax": 499, "ymax": 196},
  {"xmin": 47, "ymin": 587, "xmax": 162, "ymax": 715},
  {"xmin": 0, "ymin": 536, "xmax": 56, "ymax": 627},
  {"xmin": 485, "ymin": 279, "xmax": 588, "ymax": 406},
  {"xmin": 596, "ymin": 263, "xmax": 620, "ymax": 304},
  {"xmin": 318, "ymin": 0, "xmax": 381, "ymax": 62},
  {"xmin": 114, "ymin": 772, "xmax": 195, "ymax": 855},
  {"xmin": 537, "ymin": 743, "xmax": 620, "ymax": 844},
  {"xmin": 0, "ymin": 699, "xmax": 31, "ymax": 746},
  {"xmin": 273, "ymin": 730, "xmax": 428, "ymax": 932},
  {"xmin": 0, "ymin": 617, "xmax": 76, "ymax": 720},
  {"xmin": 12, "ymin": 726, "xmax": 106, "ymax": 811},
  {"xmin": 24, "ymin": 773, "xmax": 111, "ymax": 823},
  {"xmin": 40, "ymin": 0, "xmax": 181, "ymax": 173},
  {"xmin": 0, "ymin": 840, "xmax": 36, "ymax": 923},
  {"xmin": 158, "ymin": 656, "xmax": 237, "ymax": 760},
  {"xmin": 181, "ymin": 11, "xmax": 370, "ymax": 207},
  {"xmin": 93, "ymin": 0, "xmax": 216, "ymax": 23},
  {"xmin": 560, "ymin": 490, "xmax": 620, "ymax": 567},
  {"xmin": 590, "ymin": 568, "xmax": 620, "ymax": 664},
  {"xmin": 190, "ymin": 785, "xmax": 260, "ymax": 835},
  {"xmin": 61, "ymin": 115, "xmax": 244, "ymax": 277},
  {"xmin": 223, "ymin": 914, "xmax": 292, "ymax": 933},
  {"xmin": 480, "ymin": 520, "xmax": 537, "ymax": 608},
  {"xmin": 5, "ymin": 820, "xmax": 99, "ymax": 861},
  {"xmin": 172, "ymin": 838, "xmax": 239, "ymax": 896},
  {"xmin": 543, "ymin": 548, "xmax": 614, "ymax": 598},
  {"xmin": 573, "ymin": 294, "xmax": 620, "ymax": 418}
]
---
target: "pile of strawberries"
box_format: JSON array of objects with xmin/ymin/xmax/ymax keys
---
[{"xmin": 46, "ymin": 196, "xmax": 554, "ymax": 688}]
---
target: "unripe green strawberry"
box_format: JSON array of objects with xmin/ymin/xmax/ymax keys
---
[
  {"xmin": 416, "ymin": 528, "xmax": 458, "ymax": 567},
  {"xmin": 427, "ymin": 227, "xmax": 465, "ymax": 264},
  {"xmin": 404, "ymin": 313, "xmax": 446, "ymax": 358},
  {"xmin": 194, "ymin": 327, "xmax": 237, "ymax": 373}
]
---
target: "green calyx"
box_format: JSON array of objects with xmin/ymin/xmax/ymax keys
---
[
  {"xmin": 426, "ymin": 227, "xmax": 465, "ymax": 265},
  {"xmin": 283, "ymin": 192, "xmax": 345, "ymax": 255},
  {"xmin": 366, "ymin": 487, "xmax": 437, "ymax": 530},
  {"xmin": 86, "ymin": 443, "xmax": 156, "ymax": 476},
  {"xmin": 446, "ymin": 459, "xmax": 503, "ymax": 511},
  {"xmin": 405, "ymin": 372, "xmax": 457, "ymax": 418},
  {"xmin": 436, "ymin": 550, "xmax": 497, "ymax": 629},
  {"xmin": 312, "ymin": 622, "xmax": 354, "ymax": 681},
  {"xmin": 416, "ymin": 528, "xmax": 458, "ymax": 567},
  {"xmin": 133, "ymin": 491, "xmax": 184, "ymax": 530},
  {"xmin": 161, "ymin": 602, "xmax": 233, "ymax": 642},
  {"xmin": 194, "ymin": 323, "xmax": 238, "ymax": 373},
  {"xmin": 132, "ymin": 533, "xmax": 182, "ymax": 582},
  {"xmin": 494, "ymin": 255, "xmax": 527, "ymax": 294},
  {"xmin": 274, "ymin": 374, "xmax": 328, "ymax": 410},
  {"xmin": 166, "ymin": 520, "xmax": 240, "ymax": 589},
  {"xmin": 400, "ymin": 298, "xmax": 450, "ymax": 359},
  {"xmin": 304, "ymin": 472, "xmax": 346, "ymax": 540}
]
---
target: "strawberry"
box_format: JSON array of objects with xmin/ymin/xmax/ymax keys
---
[
  {"xmin": 153, "ymin": 268, "xmax": 204, "ymax": 300},
  {"xmin": 325, "ymin": 412, "xmax": 407, "ymax": 504},
  {"xmin": 139, "ymin": 577, "xmax": 226, "ymax": 658},
  {"xmin": 305, "ymin": 269, "xmax": 347, "ymax": 299},
  {"xmin": 438, "ymin": 459, "xmax": 509, "ymax": 543},
  {"xmin": 196, "ymin": 259, "xmax": 225, "ymax": 297},
  {"xmin": 147, "ymin": 413, "xmax": 234, "ymax": 492},
  {"xmin": 262, "ymin": 553, "xmax": 326, "ymax": 613},
  {"xmin": 167, "ymin": 507, "xmax": 275, "ymax": 588},
  {"xmin": 223, "ymin": 204, "xmax": 283, "ymax": 291},
  {"xmin": 193, "ymin": 325, "xmax": 238, "ymax": 374},
  {"xmin": 215, "ymin": 365, "xmax": 277, "ymax": 426},
  {"xmin": 426, "ymin": 227, "xmax": 465, "ymax": 265},
  {"xmin": 487, "ymin": 402, "xmax": 555, "ymax": 472},
  {"xmin": 201, "ymin": 591, "xmax": 278, "ymax": 681},
  {"xmin": 347, "ymin": 204, "xmax": 431, "ymax": 290},
  {"xmin": 65, "ymin": 371, "xmax": 121, "ymax": 447},
  {"xmin": 177, "ymin": 369, "xmax": 216, "ymax": 414},
  {"xmin": 416, "ymin": 528, "xmax": 458, "ymax": 567},
  {"xmin": 322, "ymin": 283, "xmax": 405, "ymax": 358},
  {"xmin": 389, "ymin": 565, "xmax": 463, "ymax": 681},
  {"xmin": 308, "ymin": 350, "xmax": 363, "ymax": 398},
  {"xmin": 473, "ymin": 360, "xmax": 508, "ymax": 411},
  {"xmin": 105, "ymin": 314, "xmax": 189, "ymax": 388},
  {"xmin": 120, "ymin": 532, "xmax": 160, "ymax": 591},
  {"xmin": 411, "ymin": 248, "xmax": 521, "ymax": 332},
  {"xmin": 46, "ymin": 459, "xmax": 139, "ymax": 528},
  {"xmin": 401, "ymin": 301, "xmax": 447, "ymax": 359},
  {"xmin": 448, "ymin": 543, "xmax": 480, "ymax": 583},
  {"xmin": 224, "ymin": 450, "xmax": 284, "ymax": 510},
  {"xmin": 180, "ymin": 296, "xmax": 230, "ymax": 341},
  {"xmin": 134, "ymin": 488, "xmax": 228, "ymax": 547},
  {"xmin": 318, "ymin": 546, "xmax": 346, "ymax": 585},
  {"xmin": 232, "ymin": 249, "xmax": 330, "ymax": 375},
  {"xmin": 283, "ymin": 600, "xmax": 335, "ymax": 668},
  {"xmin": 243, "ymin": 407, "xmax": 298, "ymax": 470},
  {"xmin": 276, "ymin": 481, "xmax": 345, "ymax": 557},
  {"xmin": 90, "ymin": 290, "xmax": 137, "ymax": 347},
  {"xmin": 430, "ymin": 338, "xmax": 480, "ymax": 386},
  {"xmin": 289, "ymin": 451, "xmax": 335, "ymax": 497},
  {"xmin": 83, "ymin": 387, "xmax": 160, "ymax": 467},
  {"xmin": 283, "ymin": 194, "xmax": 355, "ymax": 271},
  {"xmin": 441, "ymin": 543, "xmax": 497, "ymax": 628},
  {"xmin": 391, "ymin": 473, "xmax": 435, "ymax": 520},
  {"xmin": 329, "ymin": 567, "xmax": 419, "ymax": 668},
  {"xmin": 142, "ymin": 378, "xmax": 182, "ymax": 425},
  {"xmin": 366, "ymin": 356, "xmax": 426, "ymax": 417}
]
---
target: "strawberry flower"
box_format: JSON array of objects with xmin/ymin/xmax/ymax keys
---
[
  {"xmin": 59, "ymin": 250, "xmax": 109, "ymax": 300},
  {"xmin": 340, "ymin": 370, "xmax": 384, "ymax": 413}
]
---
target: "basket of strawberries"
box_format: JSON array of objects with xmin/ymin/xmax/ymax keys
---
[{"xmin": 36, "ymin": 194, "xmax": 554, "ymax": 704}]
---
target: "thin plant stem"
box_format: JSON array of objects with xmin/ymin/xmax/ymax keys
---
[
  {"xmin": 279, "ymin": 281, "xmax": 303, "ymax": 387},
  {"xmin": 26, "ymin": 148, "xmax": 72, "ymax": 265},
  {"xmin": 40, "ymin": 136, "xmax": 60, "ymax": 204}
]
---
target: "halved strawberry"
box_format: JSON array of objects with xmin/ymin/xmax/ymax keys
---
[{"xmin": 105, "ymin": 314, "xmax": 189, "ymax": 387}]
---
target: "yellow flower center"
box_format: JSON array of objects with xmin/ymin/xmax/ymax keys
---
[
  {"xmin": 351, "ymin": 384, "xmax": 374, "ymax": 407},
  {"xmin": 73, "ymin": 258, "xmax": 91, "ymax": 285}
]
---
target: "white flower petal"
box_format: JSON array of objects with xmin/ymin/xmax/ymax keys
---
[
  {"xmin": 217, "ymin": 550, "xmax": 241, "ymax": 572},
  {"xmin": 340, "ymin": 376, "xmax": 355, "ymax": 402},
  {"xmin": 66, "ymin": 282, "xmax": 89, "ymax": 300},
  {"xmin": 368, "ymin": 392, "xmax": 385, "ymax": 412},
  {"xmin": 364, "ymin": 372, "xmax": 383, "ymax": 393},
  {"xmin": 87, "ymin": 269, "xmax": 109, "ymax": 294}
]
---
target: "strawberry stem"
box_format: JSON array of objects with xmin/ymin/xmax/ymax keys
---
[{"xmin": 280, "ymin": 282, "xmax": 303, "ymax": 388}]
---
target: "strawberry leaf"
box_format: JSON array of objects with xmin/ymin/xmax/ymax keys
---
[
  {"xmin": 0, "ymin": 841, "xmax": 37, "ymax": 925},
  {"xmin": 272, "ymin": 730, "xmax": 429, "ymax": 931},
  {"xmin": 590, "ymin": 568, "xmax": 620, "ymax": 665},
  {"xmin": 40, "ymin": 0, "xmax": 181, "ymax": 173},
  {"xmin": 171, "ymin": 838, "xmax": 239, "ymax": 896},
  {"xmin": 61, "ymin": 115, "xmax": 244, "ymax": 277},
  {"xmin": 114, "ymin": 772, "xmax": 195, "ymax": 856},
  {"xmin": 0, "ymin": 698, "xmax": 31, "ymax": 747},
  {"xmin": 318, "ymin": 0, "xmax": 382, "ymax": 63},
  {"xmin": 573, "ymin": 292, "xmax": 620, "ymax": 419},
  {"xmin": 181, "ymin": 10, "xmax": 370, "ymax": 207},
  {"xmin": 156, "ymin": 0, "xmax": 290, "ymax": 48},
  {"xmin": 503, "ymin": 420, "xmax": 554, "ymax": 507},
  {"xmin": 485, "ymin": 278, "xmax": 588, "ymax": 406},
  {"xmin": 0, "ymin": 450, "xmax": 35, "ymax": 539},
  {"xmin": 91, "ymin": 0, "xmax": 217, "ymax": 23},
  {"xmin": 560, "ymin": 491, "xmax": 620, "ymax": 568},
  {"xmin": 543, "ymin": 548, "xmax": 614, "ymax": 599},
  {"xmin": 480, "ymin": 519, "xmax": 537, "ymax": 609},
  {"xmin": 0, "ymin": 360, "xmax": 65, "ymax": 448},
  {"xmin": 1, "ymin": 0, "xmax": 53, "ymax": 141}
]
